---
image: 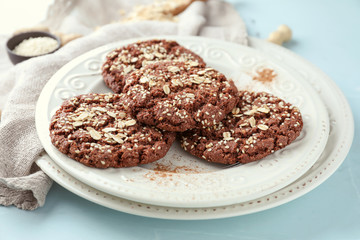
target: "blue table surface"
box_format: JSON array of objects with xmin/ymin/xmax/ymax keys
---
[{"xmin": 1, "ymin": 1, "xmax": 359, "ymax": 239}]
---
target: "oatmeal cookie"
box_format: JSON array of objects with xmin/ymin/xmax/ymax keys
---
[
  {"xmin": 49, "ymin": 93, "xmax": 176, "ymax": 168},
  {"xmin": 180, "ymin": 91, "xmax": 303, "ymax": 164},
  {"xmin": 102, "ymin": 39, "xmax": 206, "ymax": 93},
  {"xmin": 123, "ymin": 61, "xmax": 239, "ymax": 132}
]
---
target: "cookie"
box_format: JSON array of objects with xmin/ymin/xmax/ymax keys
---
[
  {"xmin": 102, "ymin": 39, "xmax": 206, "ymax": 93},
  {"xmin": 49, "ymin": 93, "xmax": 176, "ymax": 168},
  {"xmin": 180, "ymin": 91, "xmax": 303, "ymax": 164},
  {"xmin": 123, "ymin": 61, "xmax": 239, "ymax": 132}
]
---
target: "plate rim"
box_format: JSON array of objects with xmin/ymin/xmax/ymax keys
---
[{"xmin": 36, "ymin": 36, "xmax": 354, "ymax": 220}]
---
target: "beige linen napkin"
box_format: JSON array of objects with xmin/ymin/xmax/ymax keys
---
[{"xmin": 0, "ymin": 0, "xmax": 247, "ymax": 210}]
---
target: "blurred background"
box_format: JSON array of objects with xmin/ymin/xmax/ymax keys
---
[{"xmin": 0, "ymin": 1, "xmax": 359, "ymax": 239}]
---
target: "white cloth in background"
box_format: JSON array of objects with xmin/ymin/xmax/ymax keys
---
[{"xmin": 0, "ymin": 0, "xmax": 247, "ymax": 210}]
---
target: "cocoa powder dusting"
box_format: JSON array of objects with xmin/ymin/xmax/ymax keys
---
[
  {"xmin": 253, "ymin": 69, "xmax": 277, "ymax": 83},
  {"xmin": 152, "ymin": 162, "xmax": 200, "ymax": 174},
  {"xmin": 144, "ymin": 162, "xmax": 201, "ymax": 181}
]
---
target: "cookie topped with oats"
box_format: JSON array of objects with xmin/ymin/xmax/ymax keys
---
[
  {"xmin": 102, "ymin": 39, "xmax": 206, "ymax": 93},
  {"xmin": 180, "ymin": 91, "xmax": 303, "ymax": 164},
  {"xmin": 123, "ymin": 61, "xmax": 239, "ymax": 132},
  {"xmin": 49, "ymin": 93, "xmax": 176, "ymax": 168}
]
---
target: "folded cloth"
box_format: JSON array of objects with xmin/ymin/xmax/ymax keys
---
[{"xmin": 0, "ymin": 0, "xmax": 247, "ymax": 210}]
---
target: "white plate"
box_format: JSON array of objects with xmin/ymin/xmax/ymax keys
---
[
  {"xmin": 36, "ymin": 36, "xmax": 329, "ymax": 208},
  {"xmin": 36, "ymin": 37, "xmax": 353, "ymax": 220}
]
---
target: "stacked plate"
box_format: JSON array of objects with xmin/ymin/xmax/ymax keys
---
[{"xmin": 35, "ymin": 36, "xmax": 354, "ymax": 220}]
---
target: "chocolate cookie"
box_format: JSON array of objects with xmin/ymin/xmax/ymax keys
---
[
  {"xmin": 102, "ymin": 39, "xmax": 206, "ymax": 93},
  {"xmin": 123, "ymin": 61, "xmax": 239, "ymax": 132},
  {"xmin": 180, "ymin": 91, "xmax": 303, "ymax": 164},
  {"xmin": 49, "ymin": 93, "xmax": 176, "ymax": 168}
]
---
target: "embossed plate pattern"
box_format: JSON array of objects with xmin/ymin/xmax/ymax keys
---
[{"xmin": 36, "ymin": 36, "xmax": 330, "ymax": 208}]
